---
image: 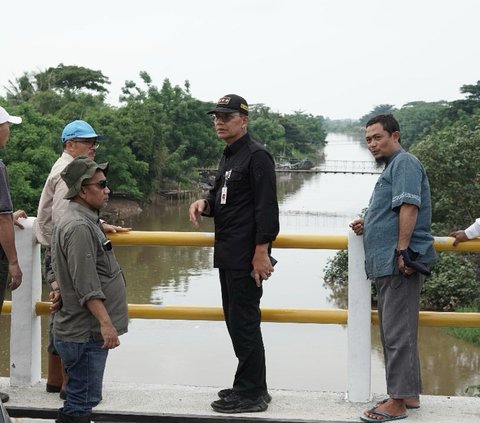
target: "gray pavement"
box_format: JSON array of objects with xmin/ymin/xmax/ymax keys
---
[{"xmin": 1, "ymin": 378, "xmax": 479, "ymax": 422}]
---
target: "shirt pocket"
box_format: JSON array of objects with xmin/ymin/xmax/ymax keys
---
[{"xmin": 227, "ymin": 168, "xmax": 249, "ymax": 194}]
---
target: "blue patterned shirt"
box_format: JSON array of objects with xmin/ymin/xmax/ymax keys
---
[{"xmin": 363, "ymin": 148, "xmax": 437, "ymax": 278}]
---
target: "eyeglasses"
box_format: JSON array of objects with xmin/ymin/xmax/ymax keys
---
[
  {"xmin": 73, "ymin": 139, "xmax": 99, "ymax": 149},
  {"xmin": 212, "ymin": 113, "xmax": 241, "ymax": 123},
  {"xmin": 82, "ymin": 180, "xmax": 108, "ymax": 189}
]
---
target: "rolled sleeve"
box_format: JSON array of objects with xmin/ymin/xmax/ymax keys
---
[{"xmin": 0, "ymin": 163, "xmax": 13, "ymax": 214}]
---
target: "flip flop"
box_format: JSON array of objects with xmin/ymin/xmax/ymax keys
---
[
  {"xmin": 360, "ymin": 410, "xmax": 407, "ymax": 422},
  {"xmin": 375, "ymin": 398, "xmax": 420, "ymax": 410}
]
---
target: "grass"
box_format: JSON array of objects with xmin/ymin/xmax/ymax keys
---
[{"xmin": 446, "ymin": 306, "xmax": 480, "ymax": 346}]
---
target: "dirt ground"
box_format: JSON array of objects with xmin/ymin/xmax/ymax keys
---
[{"xmin": 101, "ymin": 197, "xmax": 143, "ymax": 226}]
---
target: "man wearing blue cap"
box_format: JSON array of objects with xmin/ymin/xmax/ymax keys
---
[{"xmin": 35, "ymin": 120, "xmax": 130, "ymax": 398}]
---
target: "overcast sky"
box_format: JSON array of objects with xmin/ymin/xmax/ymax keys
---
[{"xmin": 2, "ymin": 0, "xmax": 479, "ymax": 119}]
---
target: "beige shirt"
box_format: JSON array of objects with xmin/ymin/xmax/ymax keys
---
[{"xmin": 34, "ymin": 152, "xmax": 73, "ymax": 246}]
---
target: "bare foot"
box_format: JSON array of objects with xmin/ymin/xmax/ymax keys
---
[{"xmin": 375, "ymin": 397, "xmax": 420, "ymax": 409}]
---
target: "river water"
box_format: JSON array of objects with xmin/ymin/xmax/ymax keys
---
[{"xmin": 1, "ymin": 133, "xmax": 480, "ymax": 396}]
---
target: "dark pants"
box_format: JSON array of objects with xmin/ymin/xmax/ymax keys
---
[
  {"xmin": 43, "ymin": 247, "xmax": 58, "ymax": 355},
  {"xmin": 376, "ymin": 273, "xmax": 425, "ymax": 398},
  {"xmin": 219, "ymin": 269, "xmax": 266, "ymax": 399},
  {"xmin": 54, "ymin": 338, "xmax": 108, "ymax": 416},
  {"xmin": 0, "ymin": 248, "xmax": 8, "ymax": 314}
]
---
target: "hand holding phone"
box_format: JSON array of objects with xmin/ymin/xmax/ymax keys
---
[{"xmin": 250, "ymin": 255, "xmax": 278, "ymax": 280}]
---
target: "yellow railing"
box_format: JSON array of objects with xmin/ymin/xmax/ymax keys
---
[
  {"xmin": 4, "ymin": 232, "xmax": 480, "ymax": 327},
  {"xmin": 28, "ymin": 303, "xmax": 480, "ymax": 328},
  {"xmin": 107, "ymin": 231, "xmax": 480, "ymax": 252}
]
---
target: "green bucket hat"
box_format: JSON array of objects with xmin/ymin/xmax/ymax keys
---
[{"xmin": 61, "ymin": 156, "xmax": 109, "ymax": 199}]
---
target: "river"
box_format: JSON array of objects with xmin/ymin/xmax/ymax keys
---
[{"xmin": 1, "ymin": 133, "xmax": 480, "ymax": 395}]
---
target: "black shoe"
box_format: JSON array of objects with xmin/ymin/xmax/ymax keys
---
[
  {"xmin": 59, "ymin": 390, "xmax": 67, "ymax": 400},
  {"xmin": 211, "ymin": 392, "xmax": 267, "ymax": 413},
  {"xmin": 46, "ymin": 383, "xmax": 62, "ymax": 393},
  {"xmin": 0, "ymin": 392, "xmax": 9, "ymax": 403},
  {"xmin": 218, "ymin": 388, "xmax": 272, "ymax": 403}
]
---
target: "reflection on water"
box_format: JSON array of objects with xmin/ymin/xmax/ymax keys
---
[{"xmin": 1, "ymin": 133, "xmax": 480, "ymax": 395}]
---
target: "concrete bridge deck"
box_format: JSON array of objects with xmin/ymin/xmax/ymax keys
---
[{"xmin": 1, "ymin": 378, "xmax": 479, "ymax": 422}]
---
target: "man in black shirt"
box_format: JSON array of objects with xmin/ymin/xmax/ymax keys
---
[{"xmin": 189, "ymin": 94, "xmax": 279, "ymax": 413}]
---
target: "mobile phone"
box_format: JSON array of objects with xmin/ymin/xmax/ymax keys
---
[{"xmin": 250, "ymin": 255, "xmax": 278, "ymax": 279}]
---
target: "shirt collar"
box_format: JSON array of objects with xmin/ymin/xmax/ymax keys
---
[
  {"xmin": 223, "ymin": 132, "xmax": 249, "ymax": 157},
  {"xmin": 385, "ymin": 147, "xmax": 404, "ymax": 167},
  {"xmin": 68, "ymin": 201, "xmax": 101, "ymax": 223}
]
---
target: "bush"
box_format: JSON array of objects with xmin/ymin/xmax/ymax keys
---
[
  {"xmin": 323, "ymin": 250, "xmax": 480, "ymax": 312},
  {"xmin": 421, "ymin": 252, "xmax": 479, "ymax": 311},
  {"xmin": 323, "ymin": 250, "xmax": 349, "ymax": 309}
]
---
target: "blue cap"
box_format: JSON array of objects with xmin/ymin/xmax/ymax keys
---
[{"xmin": 61, "ymin": 120, "xmax": 106, "ymax": 143}]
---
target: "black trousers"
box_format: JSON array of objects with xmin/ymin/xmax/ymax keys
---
[
  {"xmin": 219, "ymin": 269, "xmax": 267, "ymax": 399},
  {"xmin": 0, "ymin": 248, "xmax": 8, "ymax": 313}
]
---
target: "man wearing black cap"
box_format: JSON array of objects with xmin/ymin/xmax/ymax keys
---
[
  {"xmin": 50, "ymin": 157, "xmax": 128, "ymax": 423},
  {"xmin": 189, "ymin": 94, "xmax": 279, "ymax": 413}
]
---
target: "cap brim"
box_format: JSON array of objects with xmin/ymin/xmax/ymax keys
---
[
  {"xmin": 207, "ymin": 107, "xmax": 241, "ymax": 115},
  {"xmin": 8, "ymin": 116, "xmax": 21, "ymax": 124},
  {"xmin": 74, "ymin": 133, "xmax": 107, "ymax": 141},
  {"xmin": 62, "ymin": 132, "xmax": 108, "ymax": 142}
]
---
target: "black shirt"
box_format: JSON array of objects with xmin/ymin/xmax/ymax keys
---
[{"xmin": 205, "ymin": 132, "xmax": 279, "ymax": 270}]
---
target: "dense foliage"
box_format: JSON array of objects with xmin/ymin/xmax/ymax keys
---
[{"xmin": 1, "ymin": 65, "xmax": 327, "ymax": 214}]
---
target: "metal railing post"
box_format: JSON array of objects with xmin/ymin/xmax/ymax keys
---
[
  {"xmin": 346, "ymin": 231, "xmax": 371, "ymax": 401},
  {"xmin": 10, "ymin": 217, "xmax": 41, "ymax": 386}
]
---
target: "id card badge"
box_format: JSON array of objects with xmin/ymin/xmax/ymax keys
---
[{"xmin": 221, "ymin": 186, "xmax": 228, "ymax": 204}]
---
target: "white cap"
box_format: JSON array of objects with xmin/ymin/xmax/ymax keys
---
[{"xmin": 0, "ymin": 106, "xmax": 22, "ymax": 125}]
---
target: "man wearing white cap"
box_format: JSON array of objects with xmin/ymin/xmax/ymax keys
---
[{"xmin": 0, "ymin": 106, "xmax": 24, "ymax": 403}]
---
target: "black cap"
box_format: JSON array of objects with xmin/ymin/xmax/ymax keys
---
[{"xmin": 207, "ymin": 94, "xmax": 249, "ymax": 115}]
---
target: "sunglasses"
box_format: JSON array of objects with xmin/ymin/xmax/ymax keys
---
[{"xmin": 82, "ymin": 180, "xmax": 108, "ymax": 189}]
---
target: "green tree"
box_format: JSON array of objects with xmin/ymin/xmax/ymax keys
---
[
  {"xmin": 0, "ymin": 102, "xmax": 63, "ymax": 213},
  {"xmin": 421, "ymin": 253, "xmax": 479, "ymax": 311},
  {"xmin": 323, "ymin": 250, "xmax": 349, "ymax": 309},
  {"xmin": 411, "ymin": 119, "xmax": 480, "ymax": 230},
  {"xmin": 281, "ymin": 112, "xmax": 327, "ymax": 157},
  {"xmin": 359, "ymin": 104, "xmax": 396, "ymax": 126},
  {"xmin": 247, "ymin": 104, "xmax": 286, "ymax": 157},
  {"xmin": 35, "ymin": 64, "xmax": 110, "ymax": 95},
  {"xmin": 5, "ymin": 72, "xmax": 36, "ymax": 104},
  {"xmin": 393, "ymin": 101, "xmax": 448, "ymax": 149}
]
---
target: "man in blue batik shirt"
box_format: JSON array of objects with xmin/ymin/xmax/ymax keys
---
[{"xmin": 350, "ymin": 114, "xmax": 436, "ymax": 422}]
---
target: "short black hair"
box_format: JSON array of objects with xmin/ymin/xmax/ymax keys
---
[{"xmin": 366, "ymin": 114, "xmax": 401, "ymax": 142}]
